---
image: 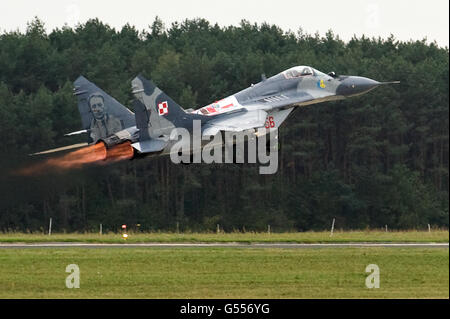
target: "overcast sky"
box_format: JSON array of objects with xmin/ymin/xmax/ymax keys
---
[{"xmin": 1, "ymin": 0, "xmax": 448, "ymax": 47}]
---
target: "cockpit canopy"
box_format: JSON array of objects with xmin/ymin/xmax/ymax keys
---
[
  {"xmin": 283, "ymin": 66, "xmax": 326, "ymax": 79},
  {"xmin": 283, "ymin": 66, "xmax": 313, "ymax": 79}
]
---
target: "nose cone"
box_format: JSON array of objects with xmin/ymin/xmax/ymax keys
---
[{"xmin": 336, "ymin": 76, "xmax": 380, "ymax": 97}]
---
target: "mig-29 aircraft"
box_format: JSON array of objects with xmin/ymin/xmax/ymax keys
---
[{"xmin": 33, "ymin": 66, "xmax": 398, "ymax": 164}]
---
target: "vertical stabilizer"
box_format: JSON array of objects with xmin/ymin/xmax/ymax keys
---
[{"xmin": 73, "ymin": 76, "xmax": 135, "ymax": 143}]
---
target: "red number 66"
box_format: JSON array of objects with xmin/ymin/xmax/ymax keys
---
[{"xmin": 265, "ymin": 116, "xmax": 275, "ymax": 128}]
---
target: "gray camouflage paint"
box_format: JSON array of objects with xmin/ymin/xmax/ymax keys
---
[{"xmin": 69, "ymin": 66, "xmax": 394, "ymax": 157}]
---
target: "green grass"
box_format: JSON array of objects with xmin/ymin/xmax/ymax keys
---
[
  {"xmin": 0, "ymin": 247, "xmax": 447, "ymax": 298},
  {"xmin": 0, "ymin": 230, "xmax": 448, "ymax": 244}
]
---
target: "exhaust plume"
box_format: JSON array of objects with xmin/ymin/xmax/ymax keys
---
[
  {"xmin": 105, "ymin": 141, "xmax": 134, "ymax": 162},
  {"xmin": 15, "ymin": 142, "xmax": 134, "ymax": 176}
]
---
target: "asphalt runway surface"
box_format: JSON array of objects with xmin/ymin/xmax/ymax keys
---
[{"xmin": 0, "ymin": 242, "xmax": 448, "ymax": 249}]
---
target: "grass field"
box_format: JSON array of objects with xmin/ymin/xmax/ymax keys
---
[
  {"xmin": 0, "ymin": 247, "xmax": 448, "ymax": 298},
  {"xmin": 0, "ymin": 230, "xmax": 448, "ymax": 243}
]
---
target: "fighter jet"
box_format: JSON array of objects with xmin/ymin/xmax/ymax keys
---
[
  {"xmin": 33, "ymin": 66, "xmax": 398, "ymax": 163},
  {"xmin": 129, "ymin": 66, "xmax": 398, "ymax": 159}
]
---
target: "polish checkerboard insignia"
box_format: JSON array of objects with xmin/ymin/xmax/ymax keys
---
[{"xmin": 158, "ymin": 101, "xmax": 169, "ymax": 115}]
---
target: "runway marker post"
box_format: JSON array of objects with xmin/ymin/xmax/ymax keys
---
[
  {"xmin": 48, "ymin": 218, "xmax": 52, "ymax": 235},
  {"xmin": 330, "ymin": 218, "xmax": 335, "ymax": 237},
  {"xmin": 121, "ymin": 224, "xmax": 128, "ymax": 240}
]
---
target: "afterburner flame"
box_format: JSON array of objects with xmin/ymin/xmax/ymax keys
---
[
  {"xmin": 16, "ymin": 141, "xmax": 134, "ymax": 176},
  {"xmin": 105, "ymin": 141, "xmax": 134, "ymax": 162}
]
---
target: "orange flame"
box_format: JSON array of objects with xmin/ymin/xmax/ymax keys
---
[
  {"xmin": 15, "ymin": 141, "xmax": 134, "ymax": 176},
  {"xmin": 105, "ymin": 141, "xmax": 134, "ymax": 163}
]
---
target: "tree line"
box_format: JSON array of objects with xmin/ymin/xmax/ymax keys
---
[{"xmin": 0, "ymin": 17, "xmax": 448, "ymax": 232}]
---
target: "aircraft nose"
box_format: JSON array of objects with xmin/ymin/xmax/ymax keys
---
[{"xmin": 336, "ymin": 76, "xmax": 380, "ymax": 97}]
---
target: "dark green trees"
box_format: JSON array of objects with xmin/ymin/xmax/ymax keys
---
[{"xmin": 0, "ymin": 17, "xmax": 447, "ymax": 232}]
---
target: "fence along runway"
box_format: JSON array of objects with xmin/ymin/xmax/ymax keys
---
[{"xmin": 0, "ymin": 242, "xmax": 448, "ymax": 249}]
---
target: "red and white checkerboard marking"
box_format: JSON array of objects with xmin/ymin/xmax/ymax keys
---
[{"xmin": 158, "ymin": 101, "xmax": 169, "ymax": 115}]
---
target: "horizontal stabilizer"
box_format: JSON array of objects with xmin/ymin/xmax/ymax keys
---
[
  {"xmin": 29, "ymin": 143, "xmax": 89, "ymax": 156},
  {"xmin": 64, "ymin": 129, "xmax": 88, "ymax": 136}
]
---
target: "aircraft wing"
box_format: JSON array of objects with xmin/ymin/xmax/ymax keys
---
[
  {"xmin": 200, "ymin": 92, "xmax": 316, "ymax": 136},
  {"xmin": 202, "ymin": 109, "xmax": 268, "ymax": 136}
]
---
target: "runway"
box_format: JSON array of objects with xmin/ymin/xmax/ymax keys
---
[{"xmin": 0, "ymin": 242, "xmax": 448, "ymax": 249}]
